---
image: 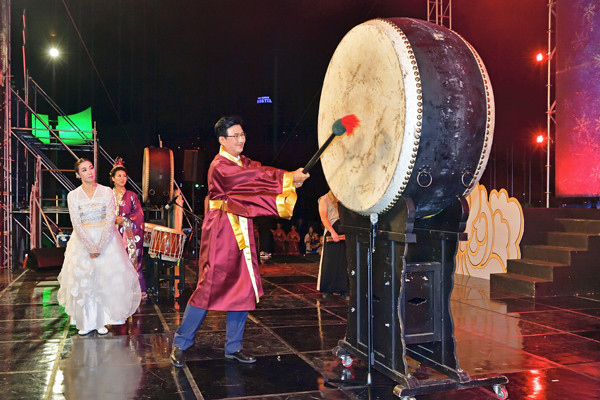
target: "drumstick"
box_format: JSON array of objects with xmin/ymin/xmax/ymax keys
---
[{"xmin": 302, "ymin": 114, "xmax": 360, "ymax": 174}]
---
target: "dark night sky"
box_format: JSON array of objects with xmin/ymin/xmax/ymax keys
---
[{"xmin": 10, "ymin": 0, "xmax": 551, "ymax": 216}]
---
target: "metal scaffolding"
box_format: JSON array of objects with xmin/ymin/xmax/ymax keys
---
[
  {"xmin": 545, "ymin": 0, "xmax": 556, "ymax": 208},
  {"xmin": 1, "ymin": 0, "xmax": 11, "ymax": 268},
  {"xmin": 427, "ymin": 0, "xmax": 452, "ymax": 29},
  {"xmin": 0, "ymin": 0, "xmax": 146, "ymax": 269}
]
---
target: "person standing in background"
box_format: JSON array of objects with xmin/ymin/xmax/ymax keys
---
[
  {"xmin": 316, "ymin": 190, "xmax": 348, "ymax": 296},
  {"xmin": 110, "ymin": 158, "xmax": 147, "ymax": 299}
]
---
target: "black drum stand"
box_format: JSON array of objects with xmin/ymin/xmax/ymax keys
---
[
  {"xmin": 332, "ymin": 196, "xmax": 508, "ymax": 400},
  {"xmin": 145, "ymin": 253, "xmax": 185, "ymax": 299}
]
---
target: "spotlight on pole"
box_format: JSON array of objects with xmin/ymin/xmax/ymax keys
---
[
  {"xmin": 535, "ymin": 52, "xmax": 545, "ymax": 62},
  {"xmin": 535, "ymin": 134, "xmax": 545, "ymax": 144},
  {"xmin": 49, "ymin": 47, "xmax": 59, "ymax": 58}
]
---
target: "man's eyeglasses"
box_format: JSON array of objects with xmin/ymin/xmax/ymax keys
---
[{"xmin": 226, "ymin": 132, "xmax": 246, "ymax": 140}]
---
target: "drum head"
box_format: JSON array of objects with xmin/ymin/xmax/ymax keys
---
[{"xmin": 318, "ymin": 20, "xmax": 420, "ymax": 215}]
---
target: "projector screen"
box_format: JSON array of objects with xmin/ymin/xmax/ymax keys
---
[{"xmin": 555, "ymin": 0, "xmax": 600, "ymax": 197}]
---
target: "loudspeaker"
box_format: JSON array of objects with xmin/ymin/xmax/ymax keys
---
[
  {"xmin": 27, "ymin": 247, "xmax": 66, "ymax": 270},
  {"xmin": 182, "ymin": 149, "xmax": 206, "ymax": 183},
  {"xmin": 142, "ymin": 147, "xmax": 174, "ymax": 205}
]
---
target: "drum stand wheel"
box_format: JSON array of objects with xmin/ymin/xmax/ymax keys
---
[{"xmin": 493, "ymin": 384, "xmax": 508, "ymax": 399}]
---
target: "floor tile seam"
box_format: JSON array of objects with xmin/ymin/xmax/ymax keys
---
[
  {"xmin": 0, "ymin": 339, "xmax": 66, "ymax": 343},
  {"xmin": 0, "ymin": 302, "xmax": 60, "ymax": 306},
  {"xmin": 207, "ymin": 388, "xmax": 334, "ymax": 400},
  {"xmin": 0, "ymin": 270, "xmax": 30, "ymax": 299},
  {"xmin": 246, "ymin": 313, "xmax": 334, "ymax": 385},
  {"xmin": 251, "ymin": 321, "xmax": 347, "ymax": 329},
  {"xmin": 577, "ymin": 295, "xmax": 600, "ymax": 304},
  {"xmin": 0, "ymin": 316, "xmax": 69, "ymax": 322},
  {"xmin": 42, "ymin": 322, "xmax": 71, "ymax": 400},
  {"xmin": 565, "ymin": 308, "xmax": 600, "ymax": 320},
  {"xmin": 564, "ymin": 330, "xmax": 600, "ymax": 344},
  {"xmin": 561, "ymin": 364, "xmax": 600, "ymax": 382},
  {"xmin": 258, "ymin": 283, "xmax": 348, "ymax": 320},
  {"xmin": 153, "ymin": 302, "xmax": 205, "ymax": 400},
  {"xmin": 510, "ymin": 321, "xmax": 599, "ymax": 336},
  {"xmin": 0, "ymin": 369, "xmax": 54, "ymax": 375},
  {"xmin": 261, "ymin": 281, "xmax": 321, "ymax": 308}
]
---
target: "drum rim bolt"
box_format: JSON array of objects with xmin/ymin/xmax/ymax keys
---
[
  {"xmin": 461, "ymin": 170, "xmax": 475, "ymax": 187},
  {"xmin": 417, "ymin": 169, "xmax": 433, "ymax": 188}
]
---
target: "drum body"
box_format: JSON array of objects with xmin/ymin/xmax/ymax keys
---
[
  {"xmin": 142, "ymin": 147, "xmax": 174, "ymax": 205},
  {"xmin": 148, "ymin": 226, "xmax": 186, "ymax": 262},
  {"xmin": 318, "ymin": 18, "xmax": 494, "ymax": 218}
]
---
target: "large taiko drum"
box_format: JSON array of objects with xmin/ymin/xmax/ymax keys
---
[
  {"xmin": 319, "ymin": 18, "xmax": 494, "ymax": 218},
  {"xmin": 148, "ymin": 226, "xmax": 186, "ymax": 262},
  {"xmin": 142, "ymin": 147, "xmax": 174, "ymax": 206}
]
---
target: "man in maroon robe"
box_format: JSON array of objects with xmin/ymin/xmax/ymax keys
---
[{"xmin": 171, "ymin": 115, "xmax": 309, "ymax": 366}]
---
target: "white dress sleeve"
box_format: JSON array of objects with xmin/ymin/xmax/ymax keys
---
[
  {"xmin": 67, "ymin": 188, "xmax": 99, "ymax": 254},
  {"xmin": 96, "ymin": 186, "xmax": 116, "ymax": 254}
]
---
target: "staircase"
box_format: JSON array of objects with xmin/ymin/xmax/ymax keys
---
[{"xmin": 490, "ymin": 211, "xmax": 600, "ymax": 297}]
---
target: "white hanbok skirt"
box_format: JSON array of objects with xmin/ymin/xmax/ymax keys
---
[{"xmin": 57, "ymin": 224, "xmax": 141, "ymax": 331}]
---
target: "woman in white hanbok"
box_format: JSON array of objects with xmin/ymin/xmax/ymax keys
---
[{"xmin": 58, "ymin": 158, "xmax": 141, "ymax": 336}]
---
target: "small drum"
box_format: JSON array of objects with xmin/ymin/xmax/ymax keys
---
[
  {"xmin": 143, "ymin": 222, "xmax": 160, "ymax": 247},
  {"xmin": 148, "ymin": 226, "xmax": 186, "ymax": 262},
  {"xmin": 318, "ymin": 18, "xmax": 494, "ymax": 218}
]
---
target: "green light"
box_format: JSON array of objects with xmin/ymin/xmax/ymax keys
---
[{"xmin": 31, "ymin": 107, "xmax": 93, "ymax": 144}]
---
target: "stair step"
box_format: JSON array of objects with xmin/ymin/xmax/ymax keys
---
[
  {"xmin": 507, "ymin": 258, "xmax": 569, "ymax": 280},
  {"xmin": 556, "ymin": 218, "xmax": 600, "ymax": 234},
  {"xmin": 547, "ymin": 231, "xmax": 597, "ymax": 250},
  {"xmin": 490, "ymin": 272, "xmax": 554, "ymax": 297},
  {"xmin": 522, "ymin": 244, "xmax": 576, "ymax": 264}
]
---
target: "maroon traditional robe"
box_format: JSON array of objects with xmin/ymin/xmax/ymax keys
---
[
  {"xmin": 286, "ymin": 230, "xmax": 300, "ymax": 255},
  {"xmin": 115, "ymin": 189, "xmax": 146, "ymax": 292},
  {"xmin": 188, "ymin": 148, "xmax": 296, "ymax": 311},
  {"xmin": 272, "ymin": 228, "xmax": 287, "ymax": 255}
]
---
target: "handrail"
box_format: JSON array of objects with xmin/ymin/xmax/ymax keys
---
[{"xmin": 11, "ymin": 129, "xmax": 76, "ymax": 191}]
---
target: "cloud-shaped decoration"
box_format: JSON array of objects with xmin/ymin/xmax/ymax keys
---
[{"xmin": 456, "ymin": 184, "xmax": 523, "ymax": 278}]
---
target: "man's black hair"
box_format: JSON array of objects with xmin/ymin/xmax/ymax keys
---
[{"xmin": 214, "ymin": 115, "xmax": 243, "ymax": 138}]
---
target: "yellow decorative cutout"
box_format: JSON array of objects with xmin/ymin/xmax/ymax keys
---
[{"xmin": 456, "ymin": 184, "xmax": 523, "ymax": 279}]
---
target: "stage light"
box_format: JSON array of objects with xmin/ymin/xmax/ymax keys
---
[
  {"xmin": 535, "ymin": 52, "xmax": 544, "ymax": 62},
  {"xmin": 49, "ymin": 47, "xmax": 59, "ymax": 58},
  {"xmin": 536, "ymin": 134, "xmax": 545, "ymax": 144}
]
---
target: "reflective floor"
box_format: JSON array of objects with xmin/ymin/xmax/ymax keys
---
[{"xmin": 0, "ymin": 258, "xmax": 599, "ymax": 399}]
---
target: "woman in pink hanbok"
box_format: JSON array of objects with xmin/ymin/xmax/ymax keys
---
[{"xmin": 110, "ymin": 158, "xmax": 146, "ymax": 298}]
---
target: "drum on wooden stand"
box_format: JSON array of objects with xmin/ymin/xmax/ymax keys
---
[
  {"xmin": 148, "ymin": 226, "xmax": 186, "ymax": 262},
  {"xmin": 147, "ymin": 225, "xmax": 187, "ymax": 298},
  {"xmin": 318, "ymin": 17, "xmax": 494, "ymax": 218}
]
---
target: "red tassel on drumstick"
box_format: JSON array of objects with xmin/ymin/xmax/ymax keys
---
[{"xmin": 302, "ymin": 114, "xmax": 360, "ymax": 174}]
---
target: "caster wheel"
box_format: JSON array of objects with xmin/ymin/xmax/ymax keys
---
[
  {"xmin": 400, "ymin": 397, "xmax": 416, "ymax": 400},
  {"xmin": 493, "ymin": 384, "xmax": 508, "ymax": 399},
  {"xmin": 341, "ymin": 355, "xmax": 353, "ymax": 368}
]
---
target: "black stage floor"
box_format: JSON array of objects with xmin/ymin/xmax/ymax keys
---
[{"xmin": 1, "ymin": 256, "xmax": 599, "ymax": 399}]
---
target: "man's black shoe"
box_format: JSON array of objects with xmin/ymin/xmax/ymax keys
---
[
  {"xmin": 171, "ymin": 346, "xmax": 185, "ymax": 367},
  {"xmin": 225, "ymin": 349, "xmax": 256, "ymax": 364}
]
